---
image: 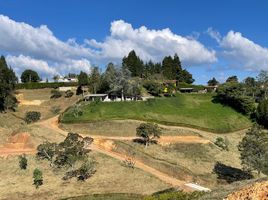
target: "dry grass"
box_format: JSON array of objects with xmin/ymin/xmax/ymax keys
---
[
  {"xmin": 60, "ymin": 120, "xmax": 198, "ymax": 137},
  {"xmin": 0, "ymin": 152, "xmax": 169, "ymax": 200}
]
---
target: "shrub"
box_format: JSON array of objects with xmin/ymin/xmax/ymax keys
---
[
  {"xmin": 50, "ymin": 89, "xmax": 62, "ymax": 99},
  {"xmin": 214, "ymin": 137, "xmax": 229, "ymax": 151},
  {"xmin": 63, "ymin": 160, "xmax": 96, "ymax": 181},
  {"xmin": 19, "ymin": 154, "xmax": 27, "ymax": 170},
  {"xmin": 50, "ymin": 106, "xmax": 61, "ymax": 114},
  {"xmin": 65, "ymin": 90, "xmax": 74, "ymax": 98},
  {"xmin": 25, "ymin": 111, "xmax": 41, "ymax": 124},
  {"xmin": 143, "ymin": 81, "xmax": 162, "ymax": 96},
  {"xmin": 33, "ymin": 168, "xmax": 43, "ymax": 189}
]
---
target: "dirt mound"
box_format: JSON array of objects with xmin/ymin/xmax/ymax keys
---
[
  {"xmin": 226, "ymin": 181, "xmax": 268, "ymax": 200},
  {"xmin": 0, "ymin": 132, "xmax": 35, "ymax": 157}
]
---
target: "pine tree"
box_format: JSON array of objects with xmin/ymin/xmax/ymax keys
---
[{"xmin": 122, "ymin": 50, "xmax": 144, "ymax": 77}]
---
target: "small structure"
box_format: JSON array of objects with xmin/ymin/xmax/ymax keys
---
[
  {"xmin": 84, "ymin": 94, "xmax": 110, "ymax": 102},
  {"xmin": 179, "ymin": 88, "xmax": 194, "ymax": 93}
]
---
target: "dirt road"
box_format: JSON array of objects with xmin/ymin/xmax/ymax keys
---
[{"xmin": 36, "ymin": 115, "xmax": 211, "ymax": 191}]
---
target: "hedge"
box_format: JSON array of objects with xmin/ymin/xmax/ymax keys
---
[{"xmin": 15, "ymin": 82, "xmax": 78, "ymax": 90}]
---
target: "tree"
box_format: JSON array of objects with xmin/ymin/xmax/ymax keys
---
[
  {"xmin": 110, "ymin": 68, "xmax": 131, "ymax": 100},
  {"xmin": 19, "ymin": 154, "xmax": 28, "ymax": 170},
  {"xmin": 78, "ymin": 71, "xmax": 89, "ymax": 86},
  {"xmin": 136, "ymin": 123, "xmax": 161, "ymax": 147},
  {"xmin": 208, "ymin": 77, "xmax": 219, "ymax": 86},
  {"xmin": 214, "ymin": 82, "xmax": 255, "ymax": 115},
  {"xmin": 257, "ymin": 70, "xmax": 268, "ymax": 99},
  {"xmin": 226, "ymin": 75, "xmax": 238, "ymax": 83},
  {"xmin": 36, "ymin": 142, "xmax": 59, "ymax": 167},
  {"xmin": 238, "ymin": 125, "xmax": 268, "ymax": 176},
  {"xmin": 178, "ymin": 69, "xmax": 194, "ymax": 84},
  {"xmin": 98, "ymin": 63, "xmax": 117, "ymax": 93},
  {"xmin": 0, "ymin": 55, "xmax": 18, "ymax": 112},
  {"xmin": 122, "ymin": 50, "xmax": 144, "ymax": 77},
  {"xmin": 21, "ymin": 69, "xmax": 40, "ymax": 83},
  {"xmin": 256, "ymin": 98, "xmax": 268, "ymax": 128},
  {"xmin": 89, "ymin": 67, "xmax": 101, "ymax": 93},
  {"xmin": 33, "ymin": 168, "xmax": 43, "ymax": 188}
]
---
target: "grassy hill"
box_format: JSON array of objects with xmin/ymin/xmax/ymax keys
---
[{"xmin": 61, "ymin": 94, "xmax": 251, "ymax": 133}]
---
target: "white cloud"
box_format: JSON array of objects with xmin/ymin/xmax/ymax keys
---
[
  {"xmin": 6, "ymin": 55, "xmax": 91, "ymax": 79},
  {"xmin": 206, "ymin": 27, "xmax": 221, "ymax": 43},
  {"xmin": 85, "ymin": 20, "xmax": 217, "ymax": 65},
  {"xmin": 209, "ymin": 30, "xmax": 268, "ymax": 71},
  {"xmin": 0, "ymin": 15, "xmax": 216, "ymax": 79}
]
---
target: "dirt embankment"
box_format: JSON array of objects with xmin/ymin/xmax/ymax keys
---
[
  {"xmin": 226, "ymin": 181, "xmax": 268, "ymax": 200},
  {"xmin": 0, "ymin": 132, "xmax": 35, "ymax": 157}
]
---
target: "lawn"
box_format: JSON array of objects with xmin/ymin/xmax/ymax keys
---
[{"xmin": 61, "ymin": 94, "xmax": 251, "ymax": 133}]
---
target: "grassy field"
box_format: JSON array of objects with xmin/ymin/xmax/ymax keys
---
[{"xmin": 61, "ymin": 94, "xmax": 251, "ymax": 133}]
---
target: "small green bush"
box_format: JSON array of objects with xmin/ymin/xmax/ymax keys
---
[
  {"xmin": 65, "ymin": 90, "xmax": 74, "ymax": 98},
  {"xmin": 50, "ymin": 89, "xmax": 62, "ymax": 99},
  {"xmin": 19, "ymin": 154, "xmax": 27, "ymax": 170},
  {"xmin": 25, "ymin": 111, "xmax": 41, "ymax": 124},
  {"xmin": 214, "ymin": 137, "xmax": 229, "ymax": 151},
  {"xmin": 33, "ymin": 168, "xmax": 43, "ymax": 189}
]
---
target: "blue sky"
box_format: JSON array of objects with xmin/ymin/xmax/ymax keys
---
[{"xmin": 0, "ymin": 0, "xmax": 268, "ymax": 84}]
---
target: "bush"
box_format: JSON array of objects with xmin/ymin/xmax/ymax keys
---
[
  {"xmin": 50, "ymin": 89, "xmax": 62, "ymax": 99},
  {"xmin": 63, "ymin": 160, "xmax": 96, "ymax": 181},
  {"xmin": 143, "ymin": 81, "xmax": 162, "ymax": 96},
  {"xmin": 19, "ymin": 154, "xmax": 27, "ymax": 170},
  {"xmin": 33, "ymin": 168, "xmax": 43, "ymax": 189},
  {"xmin": 65, "ymin": 90, "xmax": 74, "ymax": 98},
  {"xmin": 144, "ymin": 190, "xmax": 205, "ymax": 200},
  {"xmin": 50, "ymin": 106, "xmax": 61, "ymax": 114},
  {"xmin": 25, "ymin": 111, "xmax": 41, "ymax": 124},
  {"xmin": 121, "ymin": 157, "xmax": 135, "ymax": 168},
  {"xmin": 214, "ymin": 137, "xmax": 229, "ymax": 151}
]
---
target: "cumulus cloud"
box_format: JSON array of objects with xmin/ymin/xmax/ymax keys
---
[
  {"xmin": 85, "ymin": 20, "xmax": 217, "ymax": 65},
  {"xmin": 0, "ymin": 15, "xmax": 216, "ymax": 79},
  {"xmin": 6, "ymin": 55, "xmax": 91, "ymax": 78},
  {"xmin": 207, "ymin": 29, "xmax": 268, "ymax": 71}
]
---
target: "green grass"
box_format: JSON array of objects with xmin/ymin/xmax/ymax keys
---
[{"xmin": 61, "ymin": 94, "xmax": 251, "ymax": 133}]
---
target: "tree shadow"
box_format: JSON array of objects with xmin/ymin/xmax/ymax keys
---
[
  {"xmin": 213, "ymin": 162, "xmax": 253, "ymax": 183},
  {"xmin": 132, "ymin": 138, "xmax": 158, "ymax": 145}
]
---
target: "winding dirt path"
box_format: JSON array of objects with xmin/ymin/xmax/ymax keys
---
[{"xmin": 36, "ymin": 115, "xmax": 212, "ymax": 191}]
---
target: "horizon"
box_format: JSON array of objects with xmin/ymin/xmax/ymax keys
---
[{"xmin": 0, "ymin": 0, "xmax": 268, "ymax": 84}]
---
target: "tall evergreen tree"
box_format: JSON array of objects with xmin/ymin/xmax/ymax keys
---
[
  {"xmin": 89, "ymin": 67, "xmax": 101, "ymax": 93},
  {"xmin": 78, "ymin": 71, "xmax": 89, "ymax": 86},
  {"xmin": 0, "ymin": 55, "xmax": 18, "ymax": 111},
  {"xmin": 21, "ymin": 69, "xmax": 40, "ymax": 83},
  {"xmin": 122, "ymin": 50, "xmax": 144, "ymax": 77}
]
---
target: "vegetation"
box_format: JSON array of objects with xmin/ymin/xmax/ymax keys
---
[
  {"xmin": 78, "ymin": 71, "xmax": 89, "ymax": 86},
  {"xmin": 36, "ymin": 133, "xmax": 95, "ymax": 181},
  {"xmin": 207, "ymin": 77, "xmax": 219, "ymax": 86},
  {"xmin": 214, "ymin": 137, "xmax": 229, "ymax": 151},
  {"xmin": 50, "ymin": 89, "xmax": 62, "ymax": 99},
  {"xmin": 33, "ymin": 168, "xmax": 43, "ymax": 189},
  {"xmin": 0, "ymin": 55, "xmax": 18, "ymax": 112},
  {"xmin": 19, "ymin": 154, "xmax": 28, "ymax": 170},
  {"xmin": 65, "ymin": 90, "xmax": 74, "ymax": 98},
  {"xmin": 256, "ymin": 98, "xmax": 268, "ymax": 128},
  {"xmin": 15, "ymin": 82, "xmax": 78, "ymax": 89},
  {"xmin": 25, "ymin": 111, "xmax": 41, "ymax": 124},
  {"xmin": 136, "ymin": 123, "xmax": 161, "ymax": 147},
  {"xmin": 61, "ymin": 94, "xmax": 251, "ymax": 132},
  {"xmin": 20, "ymin": 69, "xmax": 40, "ymax": 83},
  {"xmin": 238, "ymin": 124, "xmax": 268, "ymax": 175},
  {"xmin": 214, "ymin": 82, "xmax": 255, "ymax": 115},
  {"xmin": 50, "ymin": 105, "xmax": 61, "ymax": 114}
]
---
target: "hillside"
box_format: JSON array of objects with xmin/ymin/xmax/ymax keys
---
[{"xmin": 61, "ymin": 94, "xmax": 251, "ymax": 133}]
